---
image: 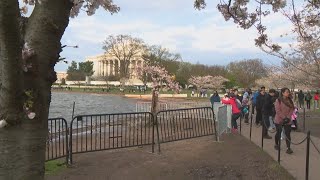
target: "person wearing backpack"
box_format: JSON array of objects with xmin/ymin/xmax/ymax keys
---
[
  {"xmin": 305, "ymin": 92, "xmax": 312, "ymax": 110},
  {"xmin": 222, "ymin": 93, "xmax": 241, "ymax": 133}
]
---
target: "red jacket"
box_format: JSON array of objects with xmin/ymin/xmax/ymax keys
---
[
  {"xmin": 222, "ymin": 97, "xmax": 241, "ymax": 114},
  {"xmin": 314, "ymin": 94, "xmax": 319, "ymax": 100}
]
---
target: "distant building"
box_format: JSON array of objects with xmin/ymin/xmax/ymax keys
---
[
  {"xmin": 56, "ymin": 72, "xmax": 67, "ymax": 82},
  {"xmin": 86, "ymin": 54, "xmax": 144, "ymax": 80}
]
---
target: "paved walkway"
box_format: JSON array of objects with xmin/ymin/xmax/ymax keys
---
[{"xmin": 239, "ymin": 117, "xmax": 320, "ymax": 180}]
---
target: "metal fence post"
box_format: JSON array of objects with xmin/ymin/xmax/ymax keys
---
[
  {"xmin": 155, "ymin": 112, "xmax": 161, "ymax": 153},
  {"xmin": 69, "ymin": 122, "xmax": 73, "ymax": 164},
  {"xmin": 303, "ymin": 108, "xmax": 306, "ymax": 132},
  {"xmin": 306, "ymin": 131, "xmax": 311, "ymax": 180},
  {"xmin": 261, "ymin": 122, "xmax": 264, "ymax": 149},
  {"xmin": 65, "ymin": 121, "xmax": 69, "ymax": 165},
  {"xmin": 212, "ymin": 108, "xmax": 218, "ymax": 141},
  {"xmin": 152, "ymin": 114, "xmax": 155, "ymax": 153},
  {"xmin": 239, "ymin": 115, "xmax": 242, "ymax": 135},
  {"xmin": 250, "ymin": 110, "xmax": 253, "ymax": 141},
  {"xmin": 278, "ymin": 126, "xmax": 281, "ymax": 164}
]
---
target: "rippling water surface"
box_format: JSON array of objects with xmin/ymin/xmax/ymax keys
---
[{"xmin": 49, "ymin": 92, "xmax": 138, "ymax": 121}]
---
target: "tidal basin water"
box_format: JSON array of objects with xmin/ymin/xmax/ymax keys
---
[{"xmin": 49, "ymin": 92, "xmax": 138, "ymax": 121}]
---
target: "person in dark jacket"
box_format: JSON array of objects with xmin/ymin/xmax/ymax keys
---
[
  {"xmin": 305, "ymin": 92, "xmax": 312, "ymax": 109},
  {"xmin": 262, "ymin": 89, "xmax": 276, "ymax": 139},
  {"xmin": 255, "ymin": 87, "xmax": 266, "ymax": 125},
  {"xmin": 234, "ymin": 89, "xmax": 243, "ymax": 102},
  {"xmin": 297, "ymin": 90, "xmax": 305, "ymax": 109},
  {"xmin": 210, "ymin": 91, "xmax": 221, "ymax": 107}
]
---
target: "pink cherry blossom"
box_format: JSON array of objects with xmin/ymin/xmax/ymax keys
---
[
  {"xmin": 188, "ymin": 75, "xmax": 229, "ymax": 89},
  {"xmin": 136, "ymin": 65, "xmax": 180, "ymax": 93}
]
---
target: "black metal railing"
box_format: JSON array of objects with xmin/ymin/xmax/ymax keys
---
[
  {"xmin": 69, "ymin": 112, "xmax": 156, "ymax": 163},
  {"xmin": 46, "ymin": 118, "xmax": 69, "ymax": 163},
  {"xmin": 156, "ymin": 107, "xmax": 217, "ymax": 145},
  {"xmin": 46, "ymin": 107, "xmax": 219, "ymax": 164}
]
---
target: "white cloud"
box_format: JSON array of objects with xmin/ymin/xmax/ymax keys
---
[
  {"xmin": 61, "ymin": 2, "xmax": 295, "ymax": 69},
  {"xmin": 67, "ymin": 15, "xmax": 265, "ymax": 54}
]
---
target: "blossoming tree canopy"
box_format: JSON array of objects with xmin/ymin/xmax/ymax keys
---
[
  {"xmin": 188, "ymin": 75, "xmax": 229, "ymax": 90},
  {"xmin": 21, "ymin": 0, "xmax": 120, "ymax": 17},
  {"xmin": 194, "ymin": 0, "xmax": 320, "ymax": 88},
  {"xmin": 136, "ymin": 65, "xmax": 180, "ymax": 93}
]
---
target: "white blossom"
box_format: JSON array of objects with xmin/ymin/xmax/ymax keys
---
[
  {"xmin": 27, "ymin": 112, "xmax": 36, "ymax": 120},
  {"xmin": 188, "ymin": 75, "xmax": 229, "ymax": 90},
  {"xmin": 0, "ymin": 120, "xmax": 8, "ymax": 128}
]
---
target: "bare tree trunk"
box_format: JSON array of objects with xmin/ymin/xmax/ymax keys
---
[
  {"xmin": 151, "ymin": 89, "xmax": 159, "ymax": 117},
  {"xmin": 0, "ymin": 0, "xmax": 72, "ymax": 179}
]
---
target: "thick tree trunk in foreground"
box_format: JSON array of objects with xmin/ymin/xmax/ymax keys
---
[{"xmin": 0, "ymin": 0, "xmax": 72, "ymax": 179}]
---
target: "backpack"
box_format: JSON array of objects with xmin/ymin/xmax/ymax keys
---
[
  {"xmin": 242, "ymin": 106, "xmax": 249, "ymax": 114},
  {"xmin": 235, "ymin": 98, "xmax": 243, "ymax": 110}
]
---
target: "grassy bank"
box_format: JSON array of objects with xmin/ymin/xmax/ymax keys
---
[{"xmin": 45, "ymin": 160, "xmax": 67, "ymax": 175}]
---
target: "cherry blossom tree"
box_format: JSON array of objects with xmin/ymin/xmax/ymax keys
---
[
  {"xmin": 136, "ymin": 65, "xmax": 180, "ymax": 115},
  {"xmin": 194, "ymin": 0, "xmax": 320, "ymax": 89},
  {"xmin": 188, "ymin": 75, "xmax": 229, "ymax": 91},
  {"xmin": 260, "ymin": 62, "xmax": 317, "ymax": 90},
  {"xmin": 0, "ymin": 0, "xmax": 119, "ymax": 179}
]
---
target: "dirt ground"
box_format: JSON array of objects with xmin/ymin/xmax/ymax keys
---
[{"xmin": 46, "ymin": 134, "xmax": 293, "ymax": 180}]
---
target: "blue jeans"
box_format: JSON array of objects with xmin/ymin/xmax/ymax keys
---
[{"xmin": 269, "ymin": 116, "xmax": 275, "ymax": 129}]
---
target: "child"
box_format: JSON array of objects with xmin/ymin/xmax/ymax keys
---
[{"xmin": 242, "ymin": 92, "xmax": 250, "ymax": 123}]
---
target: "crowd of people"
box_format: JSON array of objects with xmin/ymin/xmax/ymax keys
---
[{"xmin": 210, "ymin": 86, "xmax": 317, "ymax": 155}]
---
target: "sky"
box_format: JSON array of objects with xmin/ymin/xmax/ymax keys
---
[{"xmin": 56, "ymin": 0, "xmax": 293, "ymax": 72}]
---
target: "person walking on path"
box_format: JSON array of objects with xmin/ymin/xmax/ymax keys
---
[
  {"xmin": 297, "ymin": 90, "xmax": 305, "ymax": 109},
  {"xmin": 222, "ymin": 93, "xmax": 241, "ymax": 133},
  {"xmin": 255, "ymin": 87, "xmax": 266, "ymax": 126},
  {"xmin": 274, "ymin": 87, "xmax": 295, "ymax": 154},
  {"xmin": 252, "ymin": 90, "xmax": 259, "ymax": 114},
  {"xmin": 305, "ymin": 92, "xmax": 312, "ymax": 110},
  {"xmin": 262, "ymin": 89, "xmax": 276, "ymax": 139},
  {"xmin": 314, "ymin": 91, "xmax": 319, "ymax": 109}
]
